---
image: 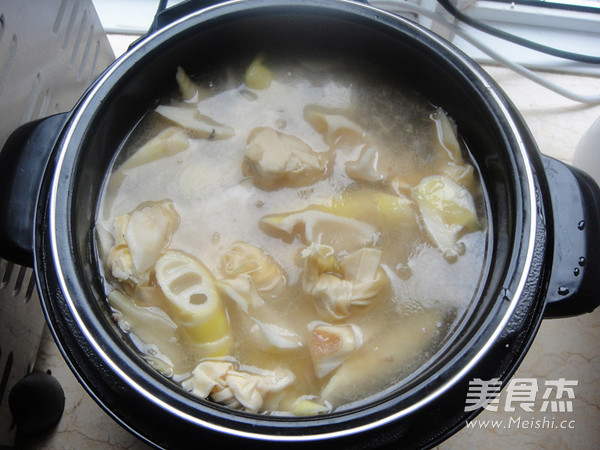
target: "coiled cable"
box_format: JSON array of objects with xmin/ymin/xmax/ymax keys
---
[{"xmin": 370, "ymin": 0, "xmax": 600, "ymax": 103}]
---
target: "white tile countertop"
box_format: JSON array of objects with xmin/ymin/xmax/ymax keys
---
[{"xmin": 21, "ymin": 33, "xmax": 600, "ymax": 450}]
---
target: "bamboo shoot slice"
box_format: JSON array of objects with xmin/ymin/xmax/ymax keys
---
[
  {"xmin": 321, "ymin": 308, "xmax": 441, "ymax": 406},
  {"xmin": 155, "ymin": 250, "xmax": 232, "ymax": 356},
  {"xmin": 155, "ymin": 105, "xmax": 234, "ymax": 140}
]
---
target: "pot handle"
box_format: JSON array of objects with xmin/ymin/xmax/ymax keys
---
[
  {"xmin": 0, "ymin": 113, "xmax": 69, "ymax": 267},
  {"xmin": 541, "ymin": 155, "xmax": 600, "ymax": 318},
  {"xmin": 148, "ymin": 0, "xmax": 225, "ymax": 33},
  {"xmin": 146, "ymin": 0, "xmax": 371, "ymax": 34}
]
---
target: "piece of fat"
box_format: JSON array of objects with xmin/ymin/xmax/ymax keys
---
[
  {"xmin": 308, "ymin": 322, "xmax": 363, "ymax": 378},
  {"xmin": 320, "ymin": 308, "xmax": 441, "ymax": 407}
]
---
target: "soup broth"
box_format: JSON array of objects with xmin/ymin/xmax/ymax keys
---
[{"xmin": 96, "ymin": 52, "xmax": 488, "ymax": 416}]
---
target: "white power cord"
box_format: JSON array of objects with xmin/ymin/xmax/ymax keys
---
[{"xmin": 370, "ymin": 0, "xmax": 600, "ymax": 104}]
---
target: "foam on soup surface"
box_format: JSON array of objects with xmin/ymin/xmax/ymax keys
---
[{"xmin": 96, "ymin": 53, "xmax": 488, "ymax": 416}]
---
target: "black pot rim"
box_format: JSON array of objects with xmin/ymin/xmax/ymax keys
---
[{"xmin": 39, "ymin": 0, "xmax": 543, "ymax": 445}]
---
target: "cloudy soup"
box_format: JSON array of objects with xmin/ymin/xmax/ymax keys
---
[{"xmin": 95, "ymin": 51, "xmax": 489, "ymax": 416}]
